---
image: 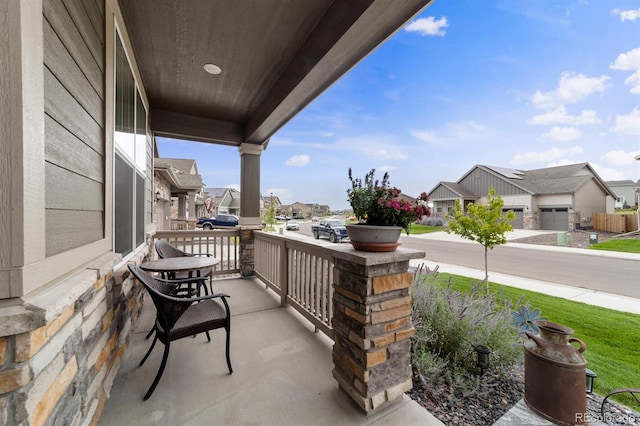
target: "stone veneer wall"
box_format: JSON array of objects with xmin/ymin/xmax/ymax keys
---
[
  {"xmin": 523, "ymin": 212, "xmax": 540, "ymax": 230},
  {"xmin": 239, "ymin": 227, "xmax": 258, "ymax": 277},
  {"xmin": 0, "ymin": 248, "xmax": 149, "ymax": 425},
  {"xmin": 331, "ymin": 248, "xmax": 424, "ymax": 413}
]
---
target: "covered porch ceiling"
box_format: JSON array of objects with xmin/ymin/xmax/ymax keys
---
[{"xmin": 118, "ymin": 0, "xmax": 434, "ymax": 148}]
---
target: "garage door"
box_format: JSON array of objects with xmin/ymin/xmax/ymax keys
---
[
  {"xmin": 540, "ymin": 208, "xmax": 568, "ymax": 231},
  {"xmin": 503, "ymin": 208, "xmax": 523, "ymax": 229}
]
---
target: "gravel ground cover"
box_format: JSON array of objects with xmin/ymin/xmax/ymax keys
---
[
  {"xmin": 408, "ymin": 364, "xmax": 640, "ymax": 425},
  {"xmin": 509, "ymin": 230, "xmax": 619, "ymax": 247}
]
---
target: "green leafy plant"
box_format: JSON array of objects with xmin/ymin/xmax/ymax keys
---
[
  {"xmin": 446, "ymin": 187, "xmax": 516, "ymax": 291},
  {"xmin": 411, "ymin": 264, "xmax": 521, "ymax": 397},
  {"xmin": 263, "ymin": 200, "xmax": 277, "ymax": 231},
  {"xmin": 347, "ymin": 168, "xmax": 430, "ymax": 234}
]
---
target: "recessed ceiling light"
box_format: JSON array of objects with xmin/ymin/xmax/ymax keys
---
[{"xmin": 204, "ymin": 63, "xmax": 222, "ymax": 75}]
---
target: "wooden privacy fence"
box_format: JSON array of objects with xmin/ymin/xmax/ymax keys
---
[{"xmin": 592, "ymin": 212, "xmax": 639, "ymax": 233}]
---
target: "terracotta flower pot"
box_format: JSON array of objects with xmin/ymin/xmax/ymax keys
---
[{"xmin": 345, "ymin": 224, "xmax": 402, "ymax": 252}]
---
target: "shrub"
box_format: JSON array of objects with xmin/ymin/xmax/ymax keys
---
[{"xmin": 411, "ymin": 264, "xmax": 522, "ymax": 396}]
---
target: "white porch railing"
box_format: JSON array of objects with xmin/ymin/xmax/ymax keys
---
[
  {"xmin": 254, "ymin": 232, "xmax": 334, "ymax": 338},
  {"xmin": 154, "ymin": 229, "xmax": 241, "ymax": 276},
  {"xmin": 152, "ymin": 229, "xmax": 335, "ymax": 338}
]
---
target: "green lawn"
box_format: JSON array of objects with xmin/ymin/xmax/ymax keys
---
[
  {"xmin": 430, "ymin": 273, "xmax": 640, "ymax": 406},
  {"xmin": 588, "ymin": 239, "xmax": 640, "ymax": 253},
  {"xmin": 408, "ymin": 224, "xmax": 443, "ymax": 235}
]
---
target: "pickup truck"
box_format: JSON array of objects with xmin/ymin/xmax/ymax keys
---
[
  {"xmin": 196, "ymin": 214, "xmax": 239, "ymax": 229},
  {"xmin": 312, "ymin": 219, "xmax": 348, "ymax": 243}
]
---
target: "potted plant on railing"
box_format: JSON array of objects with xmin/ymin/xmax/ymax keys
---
[{"xmin": 346, "ymin": 168, "xmax": 430, "ymax": 252}]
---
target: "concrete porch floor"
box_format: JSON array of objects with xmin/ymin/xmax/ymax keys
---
[{"xmin": 98, "ymin": 276, "xmax": 443, "ymax": 425}]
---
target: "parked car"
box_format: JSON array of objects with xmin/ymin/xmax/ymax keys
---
[
  {"xmin": 275, "ymin": 215, "xmax": 291, "ymax": 221},
  {"xmin": 312, "ymin": 219, "xmax": 348, "ymax": 243},
  {"xmin": 286, "ymin": 220, "xmax": 300, "ymax": 231},
  {"xmin": 197, "ymin": 214, "xmax": 239, "ymax": 229},
  {"xmin": 311, "ymin": 216, "xmax": 319, "ymax": 222}
]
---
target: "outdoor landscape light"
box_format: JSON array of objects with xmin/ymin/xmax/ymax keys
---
[
  {"xmin": 586, "ymin": 369, "xmax": 597, "ymax": 394},
  {"xmin": 473, "ymin": 344, "xmax": 491, "ymax": 375}
]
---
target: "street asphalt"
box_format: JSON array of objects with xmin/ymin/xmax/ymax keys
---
[{"xmin": 406, "ymin": 229, "xmax": 640, "ymax": 315}]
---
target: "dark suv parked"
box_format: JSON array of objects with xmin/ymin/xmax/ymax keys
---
[{"xmin": 197, "ymin": 214, "xmax": 239, "ymax": 229}]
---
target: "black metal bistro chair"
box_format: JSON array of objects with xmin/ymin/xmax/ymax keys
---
[
  {"xmin": 155, "ymin": 240, "xmax": 214, "ymax": 294},
  {"xmin": 128, "ymin": 265, "xmax": 232, "ymax": 400}
]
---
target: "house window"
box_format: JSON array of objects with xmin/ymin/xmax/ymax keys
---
[{"xmin": 114, "ymin": 33, "xmax": 149, "ymax": 257}]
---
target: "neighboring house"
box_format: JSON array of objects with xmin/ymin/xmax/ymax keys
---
[
  {"xmin": 203, "ymin": 187, "xmax": 241, "ymax": 217},
  {"xmin": 289, "ymin": 202, "xmax": 312, "ymax": 218},
  {"xmin": 262, "ymin": 194, "xmax": 281, "ymax": 219},
  {"xmin": 310, "ymin": 203, "xmax": 332, "ymax": 217},
  {"xmin": 279, "ymin": 202, "xmax": 332, "ymax": 219},
  {"xmin": 605, "ymin": 179, "xmax": 638, "ymax": 209},
  {"xmin": 154, "ymin": 158, "xmax": 205, "ymax": 229},
  {"xmin": 264, "ymin": 194, "xmax": 281, "ymax": 210},
  {"xmin": 429, "ymin": 163, "xmax": 616, "ymax": 231},
  {"xmin": 1, "ymin": 1, "xmax": 434, "ymax": 424}
]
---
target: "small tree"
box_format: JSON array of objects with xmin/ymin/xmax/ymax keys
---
[
  {"xmin": 446, "ymin": 187, "xmax": 515, "ymax": 292},
  {"xmin": 264, "ymin": 202, "xmax": 277, "ymax": 231}
]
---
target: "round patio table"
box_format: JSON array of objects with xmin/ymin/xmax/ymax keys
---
[
  {"xmin": 140, "ymin": 256, "xmax": 220, "ymax": 295},
  {"xmin": 140, "ymin": 256, "xmax": 220, "ymax": 276}
]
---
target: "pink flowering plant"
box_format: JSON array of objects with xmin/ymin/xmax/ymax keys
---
[{"xmin": 347, "ymin": 168, "xmax": 430, "ymax": 235}]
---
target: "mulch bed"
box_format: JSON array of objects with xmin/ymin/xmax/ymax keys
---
[
  {"xmin": 407, "ymin": 364, "xmax": 640, "ymax": 425},
  {"xmin": 407, "ymin": 365, "xmax": 524, "ymax": 425}
]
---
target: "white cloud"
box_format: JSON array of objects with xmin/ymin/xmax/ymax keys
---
[
  {"xmin": 410, "ymin": 121, "xmax": 488, "ymax": 146},
  {"xmin": 376, "ymin": 165, "xmax": 397, "ymax": 172},
  {"xmin": 601, "ymin": 150, "xmax": 640, "ymax": 166},
  {"xmin": 334, "ymin": 134, "xmax": 409, "ymax": 160},
  {"xmin": 543, "ymin": 126, "xmax": 581, "ymax": 141},
  {"xmin": 405, "ymin": 16, "xmax": 449, "ymax": 36},
  {"xmin": 266, "ymin": 188, "xmax": 294, "ymax": 203},
  {"xmin": 610, "ymin": 48, "xmax": 640, "ymax": 94},
  {"xmin": 285, "ymin": 154, "xmax": 310, "ymax": 167},
  {"xmin": 588, "ymin": 163, "xmax": 626, "ymax": 181},
  {"xmin": 612, "ymin": 108, "xmax": 640, "ymax": 137},
  {"xmin": 410, "ymin": 130, "xmax": 444, "ymax": 145},
  {"xmin": 225, "ymin": 184, "xmax": 240, "ymax": 191},
  {"xmin": 510, "ymin": 146, "xmax": 584, "ymax": 165},
  {"xmin": 531, "ymin": 72, "xmax": 610, "ymax": 109},
  {"xmin": 611, "ymin": 8, "xmax": 640, "ymax": 21},
  {"xmin": 529, "ymin": 106, "xmax": 601, "ymax": 126}
]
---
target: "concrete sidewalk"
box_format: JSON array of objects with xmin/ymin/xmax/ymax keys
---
[{"xmin": 407, "ymin": 230, "xmax": 640, "ymax": 315}]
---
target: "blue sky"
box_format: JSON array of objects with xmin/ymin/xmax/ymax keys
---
[{"xmin": 158, "ymin": 1, "xmax": 640, "ymax": 211}]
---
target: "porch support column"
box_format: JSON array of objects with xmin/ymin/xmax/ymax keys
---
[
  {"xmin": 187, "ymin": 191, "xmax": 196, "ymax": 218},
  {"xmin": 238, "ymin": 143, "xmax": 263, "ymax": 277},
  {"xmin": 238, "ymin": 143, "xmax": 262, "ymax": 226},
  {"xmin": 331, "ymin": 247, "xmax": 425, "ymax": 413},
  {"xmin": 177, "ymin": 194, "xmax": 187, "ymax": 218}
]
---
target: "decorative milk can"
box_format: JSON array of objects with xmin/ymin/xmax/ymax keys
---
[{"xmin": 524, "ymin": 320, "xmax": 587, "ymax": 425}]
